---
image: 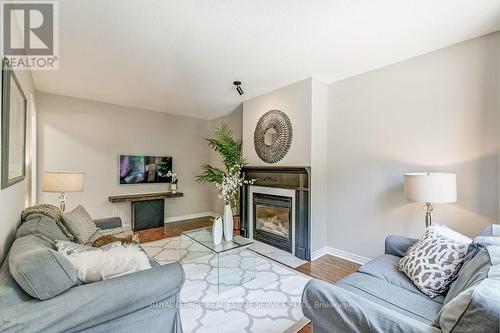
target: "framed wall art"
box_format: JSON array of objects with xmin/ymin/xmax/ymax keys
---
[{"xmin": 1, "ymin": 58, "xmax": 27, "ymax": 189}]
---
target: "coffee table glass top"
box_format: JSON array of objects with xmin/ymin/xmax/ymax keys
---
[{"xmin": 181, "ymin": 226, "xmax": 254, "ymax": 254}]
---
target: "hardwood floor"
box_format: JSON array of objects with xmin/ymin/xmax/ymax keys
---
[
  {"xmin": 296, "ymin": 254, "xmax": 360, "ymax": 284},
  {"xmin": 296, "ymin": 255, "xmax": 359, "ymax": 332},
  {"xmin": 138, "ymin": 217, "xmax": 359, "ymax": 333},
  {"xmin": 136, "ymin": 216, "xmax": 213, "ymax": 242}
]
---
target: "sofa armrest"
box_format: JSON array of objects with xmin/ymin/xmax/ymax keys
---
[
  {"xmin": 385, "ymin": 235, "xmax": 418, "ymax": 257},
  {"xmin": 94, "ymin": 216, "xmax": 122, "ymax": 229},
  {"xmin": 302, "ymin": 279, "xmax": 440, "ymax": 333},
  {"xmin": 1, "ymin": 262, "xmax": 184, "ymax": 333}
]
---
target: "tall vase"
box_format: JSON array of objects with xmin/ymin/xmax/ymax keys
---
[
  {"xmin": 212, "ymin": 216, "xmax": 223, "ymax": 245},
  {"xmin": 223, "ymin": 204, "xmax": 233, "ymax": 241}
]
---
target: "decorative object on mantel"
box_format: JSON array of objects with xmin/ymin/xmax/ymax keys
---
[
  {"xmin": 254, "ymin": 109, "xmax": 293, "ymax": 164},
  {"xmin": 1, "ymin": 58, "xmax": 27, "ymax": 189},
  {"xmin": 167, "ymin": 170, "xmax": 178, "ymax": 193},
  {"xmin": 404, "ymin": 172, "xmax": 457, "ymax": 227},
  {"xmin": 212, "ymin": 216, "xmax": 223, "ymax": 245},
  {"xmin": 196, "ymin": 124, "xmax": 254, "ymax": 241},
  {"xmin": 42, "ymin": 171, "xmax": 85, "ymax": 212}
]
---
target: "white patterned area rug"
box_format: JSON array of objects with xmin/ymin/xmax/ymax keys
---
[{"xmin": 142, "ymin": 237, "xmax": 311, "ymax": 333}]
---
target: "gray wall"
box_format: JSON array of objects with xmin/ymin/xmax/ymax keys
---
[
  {"xmin": 310, "ymin": 79, "xmax": 328, "ymax": 252},
  {"xmin": 36, "ymin": 93, "xmax": 212, "ymax": 227},
  {"xmin": 326, "ymin": 32, "xmax": 500, "ymax": 259},
  {"xmin": 0, "ymin": 69, "xmax": 35, "ymax": 264},
  {"xmin": 243, "ymin": 79, "xmax": 312, "ymax": 166},
  {"xmin": 0, "ymin": 24, "xmax": 36, "ymax": 263}
]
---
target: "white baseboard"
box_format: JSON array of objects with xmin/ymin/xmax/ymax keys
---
[
  {"xmin": 311, "ymin": 246, "xmax": 370, "ymax": 265},
  {"xmin": 165, "ymin": 211, "xmax": 217, "ymax": 223},
  {"xmin": 311, "ymin": 247, "xmax": 328, "ymax": 261}
]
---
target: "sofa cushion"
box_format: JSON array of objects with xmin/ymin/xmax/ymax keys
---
[
  {"xmin": 336, "ymin": 272, "xmax": 442, "ymax": 324},
  {"xmin": 444, "ymin": 246, "xmax": 491, "ymax": 305},
  {"xmin": 384, "ymin": 235, "xmax": 418, "ymax": 257},
  {"xmin": 438, "ymin": 276, "xmax": 500, "ymax": 333},
  {"xmin": 21, "ymin": 204, "xmax": 75, "ymax": 241},
  {"xmin": 479, "ymin": 224, "xmax": 500, "ymax": 237},
  {"xmin": 16, "ymin": 214, "xmax": 70, "ymax": 244},
  {"xmin": 62, "ymin": 205, "xmax": 98, "ymax": 244},
  {"xmin": 9, "ymin": 235, "xmax": 79, "ymax": 300},
  {"xmin": 358, "ymin": 254, "xmax": 445, "ymax": 304}
]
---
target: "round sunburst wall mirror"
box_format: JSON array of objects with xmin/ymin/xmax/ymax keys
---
[{"xmin": 254, "ymin": 110, "xmax": 293, "ymax": 163}]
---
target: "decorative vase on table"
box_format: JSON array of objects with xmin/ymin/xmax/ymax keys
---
[
  {"xmin": 170, "ymin": 183, "xmax": 177, "ymax": 194},
  {"xmin": 212, "ymin": 216, "xmax": 223, "ymax": 245},
  {"xmin": 223, "ymin": 204, "xmax": 233, "ymax": 241}
]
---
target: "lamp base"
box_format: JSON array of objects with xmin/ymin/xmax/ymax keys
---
[
  {"xmin": 59, "ymin": 192, "xmax": 67, "ymax": 212},
  {"xmin": 424, "ymin": 202, "xmax": 433, "ymax": 228}
]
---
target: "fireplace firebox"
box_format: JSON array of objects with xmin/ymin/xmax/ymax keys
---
[{"xmin": 253, "ymin": 193, "xmax": 293, "ymax": 253}]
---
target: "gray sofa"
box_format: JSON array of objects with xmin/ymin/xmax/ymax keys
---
[
  {"xmin": 0, "ymin": 213, "xmax": 184, "ymax": 333},
  {"xmin": 302, "ymin": 225, "xmax": 500, "ymax": 333}
]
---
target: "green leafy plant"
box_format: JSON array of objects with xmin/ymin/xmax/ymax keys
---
[{"xmin": 196, "ymin": 124, "xmax": 248, "ymax": 211}]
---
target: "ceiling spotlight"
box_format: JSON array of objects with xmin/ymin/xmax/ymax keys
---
[{"xmin": 233, "ymin": 81, "xmax": 244, "ymax": 95}]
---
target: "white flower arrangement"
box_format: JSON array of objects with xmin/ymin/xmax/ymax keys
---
[
  {"xmin": 215, "ymin": 164, "xmax": 254, "ymax": 207},
  {"xmin": 166, "ymin": 170, "xmax": 178, "ymax": 184}
]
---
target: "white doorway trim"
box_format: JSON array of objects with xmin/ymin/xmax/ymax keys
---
[{"xmin": 29, "ymin": 92, "xmax": 37, "ymax": 205}]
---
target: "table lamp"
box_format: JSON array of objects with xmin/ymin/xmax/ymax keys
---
[
  {"xmin": 42, "ymin": 171, "xmax": 85, "ymax": 212},
  {"xmin": 404, "ymin": 172, "xmax": 457, "ymax": 227}
]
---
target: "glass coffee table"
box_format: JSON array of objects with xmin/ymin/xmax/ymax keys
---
[{"xmin": 180, "ymin": 226, "xmax": 256, "ymax": 293}]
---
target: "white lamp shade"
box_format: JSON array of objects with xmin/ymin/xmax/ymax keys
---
[
  {"xmin": 42, "ymin": 171, "xmax": 85, "ymax": 193},
  {"xmin": 404, "ymin": 172, "xmax": 457, "ymax": 203}
]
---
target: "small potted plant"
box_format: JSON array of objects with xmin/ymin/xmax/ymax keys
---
[{"xmin": 167, "ymin": 170, "xmax": 178, "ymax": 193}]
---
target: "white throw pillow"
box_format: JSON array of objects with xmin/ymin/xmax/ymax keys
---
[
  {"xmin": 433, "ymin": 224, "xmax": 472, "ymax": 244},
  {"xmin": 63, "ymin": 244, "xmax": 151, "ymax": 283}
]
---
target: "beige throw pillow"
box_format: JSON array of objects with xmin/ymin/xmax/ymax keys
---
[
  {"xmin": 399, "ymin": 226, "xmax": 470, "ymax": 298},
  {"xmin": 62, "ymin": 205, "xmax": 98, "ymax": 244}
]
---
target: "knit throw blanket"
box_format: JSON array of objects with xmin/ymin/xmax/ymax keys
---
[{"xmin": 21, "ymin": 204, "xmax": 75, "ymax": 241}]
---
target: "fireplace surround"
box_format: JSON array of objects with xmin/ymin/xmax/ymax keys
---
[{"xmin": 240, "ymin": 167, "xmax": 310, "ymax": 260}]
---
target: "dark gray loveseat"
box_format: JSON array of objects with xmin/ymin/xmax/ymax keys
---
[
  {"xmin": 0, "ymin": 213, "xmax": 184, "ymax": 333},
  {"xmin": 302, "ymin": 225, "xmax": 500, "ymax": 333}
]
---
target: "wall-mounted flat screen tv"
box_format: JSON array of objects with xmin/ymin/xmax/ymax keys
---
[{"xmin": 119, "ymin": 154, "xmax": 173, "ymax": 184}]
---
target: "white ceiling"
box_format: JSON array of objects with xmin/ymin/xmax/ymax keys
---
[{"xmin": 33, "ymin": 0, "xmax": 500, "ymax": 119}]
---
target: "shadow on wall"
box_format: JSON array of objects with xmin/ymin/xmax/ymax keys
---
[
  {"xmin": 377, "ymin": 153, "xmax": 499, "ymax": 236},
  {"xmin": 1, "ymin": 228, "xmax": 17, "ymax": 264}
]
